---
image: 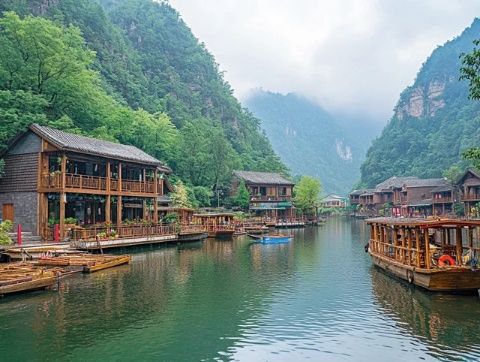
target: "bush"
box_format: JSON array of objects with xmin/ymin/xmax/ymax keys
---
[{"xmin": 0, "ymin": 220, "xmax": 13, "ymax": 245}]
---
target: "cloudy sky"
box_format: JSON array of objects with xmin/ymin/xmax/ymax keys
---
[{"xmin": 169, "ymin": 0, "xmax": 480, "ymax": 123}]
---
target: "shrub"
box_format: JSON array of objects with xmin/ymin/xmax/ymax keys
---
[{"xmin": 0, "ymin": 220, "xmax": 13, "ymax": 245}]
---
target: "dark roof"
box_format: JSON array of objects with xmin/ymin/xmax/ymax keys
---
[
  {"xmin": 360, "ymin": 189, "xmax": 375, "ymax": 196},
  {"xmin": 375, "ymin": 176, "xmax": 418, "ymax": 191},
  {"xmin": 233, "ymin": 170, "xmax": 294, "ymax": 185},
  {"xmin": 408, "ymin": 199, "xmax": 433, "ymax": 207},
  {"xmin": 458, "ymin": 168, "xmax": 480, "ymax": 185},
  {"xmin": 30, "ymin": 124, "xmax": 170, "ymax": 170},
  {"xmin": 349, "ymin": 189, "xmax": 365, "ymax": 196},
  {"xmin": 431, "ymin": 184, "xmax": 453, "ymax": 193},
  {"xmin": 403, "ymin": 178, "xmax": 447, "ymax": 188}
]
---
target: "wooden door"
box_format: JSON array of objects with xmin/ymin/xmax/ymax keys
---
[{"xmin": 2, "ymin": 203, "xmax": 14, "ymax": 222}]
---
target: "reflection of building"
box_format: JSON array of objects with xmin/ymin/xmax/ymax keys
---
[
  {"xmin": 231, "ymin": 170, "xmax": 295, "ymax": 220},
  {"xmin": 0, "ymin": 124, "xmax": 171, "ymax": 240}
]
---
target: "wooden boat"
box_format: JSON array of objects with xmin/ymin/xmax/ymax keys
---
[
  {"xmin": 192, "ymin": 213, "xmax": 236, "ymax": 240},
  {"xmin": 243, "ymin": 225, "xmax": 269, "ymax": 234},
  {"xmin": 366, "ymin": 218, "xmax": 480, "ymax": 293},
  {"xmin": 0, "ymin": 263, "xmax": 59, "ymax": 295},
  {"xmin": 248, "ymin": 233, "xmax": 292, "ymax": 244},
  {"xmin": 37, "ymin": 254, "xmax": 131, "ymax": 273}
]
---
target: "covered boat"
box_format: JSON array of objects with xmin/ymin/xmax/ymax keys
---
[{"xmin": 366, "ymin": 217, "xmax": 480, "ymax": 293}]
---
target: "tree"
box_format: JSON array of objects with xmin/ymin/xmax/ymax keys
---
[
  {"xmin": 460, "ymin": 40, "xmax": 480, "ymax": 169},
  {"xmin": 232, "ymin": 180, "xmax": 250, "ymax": 210},
  {"xmin": 192, "ymin": 186, "xmax": 213, "ymax": 208},
  {"xmin": 294, "ymin": 176, "xmax": 322, "ymax": 216},
  {"xmin": 170, "ymin": 180, "xmax": 192, "ymax": 208},
  {"xmin": 443, "ymin": 165, "xmax": 463, "ymax": 184}
]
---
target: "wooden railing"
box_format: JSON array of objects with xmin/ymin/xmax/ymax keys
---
[
  {"xmin": 462, "ymin": 194, "xmax": 480, "ymax": 201},
  {"xmin": 40, "ymin": 173, "xmax": 160, "ymax": 195},
  {"xmin": 432, "ymin": 196, "xmax": 452, "ymax": 203},
  {"xmin": 250, "ymin": 195, "xmax": 291, "ymax": 202},
  {"xmin": 69, "ymin": 224, "xmax": 176, "ymax": 241}
]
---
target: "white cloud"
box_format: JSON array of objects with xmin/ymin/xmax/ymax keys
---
[{"xmin": 169, "ymin": 0, "xmax": 480, "ymax": 123}]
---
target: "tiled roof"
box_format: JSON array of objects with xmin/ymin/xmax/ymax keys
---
[
  {"xmin": 349, "ymin": 189, "xmax": 365, "ymax": 196},
  {"xmin": 360, "ymin": 189, "xmax": 375, "ymax": 196},
  {"xmin": 375, "ymin": 176, "xmax": 418, "ymax": 191},
  {"xmin": 403, "ymin": 178, "xmax": 447, "ymax": 188},
  {"xmin": 30, "ymin": 124, "xmax": 169, "ymax": 169},
  {"xmin": 233, "ymin": 170, "xmax": 294, "ymax": 185},
  {"xmin": 431, "ymin": 185, "xmax": 453, "ymax": 193}
]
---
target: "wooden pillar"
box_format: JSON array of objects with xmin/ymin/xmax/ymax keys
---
[
  {"xmin": 143, "ymin": 199, "xmax": 147, "ymax": 221},
  {"xmin": 59, "ymin": 193, "xmax": 66, "ymax": 240},
  {"xmin": 153, "ymin": 197, "xmax": 158, "ymax": 224},
  {"xmin": 415, "ymin": 228, "xmax": 421, "ymax": 267},
  {"xmin": 106, "ymin": 161, "xmax": 111, "ymax": 192},
  {"xmin": 400, "ymin": 227, "xmax": 406, "ymax": 263},
  {"xmin": 456, "ymin": 227, "xmax": 463, "ymax": 266},
  {"xmin": 407, "ymin": 228, "xmax": 412, "ymax": 266},
  {"xmin": 392, "ymin": 226, "xmax": 398, "ymax": 260},
  {"xmin": 106, "ymin": 161, "xmax": 111, "ymax": 224},
  {"xmin": 59, "ymin": 153, "xmax": 67, "ymax": 240},
  {"xmin": 106, "ymin": 195, "xmax": 111, "ymax": 224},
  {"xmin": 117, "ymin": 195, "xmax": 122, "ymax": 226},
  {"xmin": 118, "ymin": 162, "xmax": 122, "ymax": 193},
  {"xmin": 424, "ymin": 229, "xmax": 431, "ymax": 269}
]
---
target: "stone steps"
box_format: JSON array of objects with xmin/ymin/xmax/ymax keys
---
[{"xmin": 7, "ymin": 231, "xmax": 42, "ymax": 244}]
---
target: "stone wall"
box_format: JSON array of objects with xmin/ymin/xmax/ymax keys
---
[{"xmin": 0, "ymin": 192, "xmax": 38, "ymax": 233}]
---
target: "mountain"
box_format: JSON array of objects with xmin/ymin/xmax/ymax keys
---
[
  {"xmin": 0, "ymin": 0, "xmax": 286, "ymax": 199},
  {"xmin": 244, "ymin": 90, "xmax": 379, "ymax": 195},
  {"xmin": 360, "ymin": 19, "xmax": 480, "ymax": 187}
]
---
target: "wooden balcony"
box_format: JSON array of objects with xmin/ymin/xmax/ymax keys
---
[
  {"xmin": 432, "ymin": 196, "xmax": 452, "ymax": 203},
  {"xmin": 40, "ymin": 173, "xmax": 160, "ymax": 196},
  {"xmin": 462, "ymin": 195, "xmax": 480, "ymax": 201},
  {"xmin": 250, "ymin": 195, "xmax": 291, "ymax": 202}
]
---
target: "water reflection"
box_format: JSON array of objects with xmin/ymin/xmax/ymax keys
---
[
  {"xmin": 371, "ymin": 268, "xmax": 480, "ymax": 360},
  {"xmin": 0, "ymin": 219, "xmax": 479, "ymax": 361}
]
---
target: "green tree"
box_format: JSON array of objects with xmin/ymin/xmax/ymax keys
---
[
  {"xmin": 294, "ymin": 176, "xmax": 322, "ymax": 216},
  {"xmin": 170, "ymin": 180, "xmax": 192, "ymax": 209},
  {"xmin": 443, "ymin": 164, "xmax": 463, "ymax": 184},
  {"xmin": 233, "ymin": 180, "xmax": 250, "ymax": 210},
  {"xmin": 192, "ymin": 186, "xmax": 213, "ymax": 208}
]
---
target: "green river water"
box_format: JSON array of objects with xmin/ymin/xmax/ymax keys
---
[{"xmin": 0, "ymin": 218, "xmax": 479, "ymax": 361}]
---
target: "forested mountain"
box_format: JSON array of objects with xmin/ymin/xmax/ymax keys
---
[
  {"xmin": 0, "ymin": 0, "xmax": 286, "ymax": 204},
  {"xmin": 245, "ymin": 90, "xmax": 379, "ymax": 195},
  {"xmin": 360, "ymin": 19, "xmax": 480, "ymax": 187}
]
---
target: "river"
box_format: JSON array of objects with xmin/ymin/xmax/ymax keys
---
[{"xmin": 0, "ymin": 218, "xmax": 479, "ymax": 361}]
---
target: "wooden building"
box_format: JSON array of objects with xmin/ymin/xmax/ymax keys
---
[
  {"xmin": 431, "ymin": 184, "xmax": 454, "ymax": 216},
  {"xmin": 321, "ymin": 194, "xmax": 346, "ymax": 208},
  {"xmin": 458, "ymin": 169, "xmax": 480, "ymax": 217},
  {"xmin": 231, "ymin": 170, "xmax": 295, "ymax": 220},
  {"xmin": 400, "ymin": 178, "xmax": 448, "ymax": 217},
  {"xmin": 0, "ymin": 124, "xmax": 171, "ymax": 241}
]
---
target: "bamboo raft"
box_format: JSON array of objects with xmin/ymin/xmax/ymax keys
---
[
  {"xmin": 0, "ymin": 263, "xmax": 60, "ymax": 295},
  {"xmin": 37, "ymin": 254, "xmax": 131, "ymax": 273}
]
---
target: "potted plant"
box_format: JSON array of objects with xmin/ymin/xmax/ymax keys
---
[{"xmin": 64, "ymin": 217, "xmax": 78, "ymax": 229}]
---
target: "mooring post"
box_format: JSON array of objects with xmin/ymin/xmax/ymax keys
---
[
  {"xmin": 17, "ymin": 224, "xmax": 22, "ymax": 246},
  {"xmin": 54, "ymin": 224, "xmax": 60, "ymax": 242}
]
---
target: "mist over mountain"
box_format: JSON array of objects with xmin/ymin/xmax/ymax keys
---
[
  {"xmin": 244, "ymin": 90, "xmax": 380, "ymax": 195},
  {"xmin": 360, "ymin": 19, "xmax": 480, "ymax": 187}
]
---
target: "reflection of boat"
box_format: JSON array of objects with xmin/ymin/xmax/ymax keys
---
[
  {"xmin": 371, "ymin": 268, "xmax": 480, "ymax": 355},
  {"xmin": 248, "ymin": 233, "xmax": 292, "ymax": 244},
  {"xmin": 366, "ymin": 218, "xmax": 480, "ymax": 293}
]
